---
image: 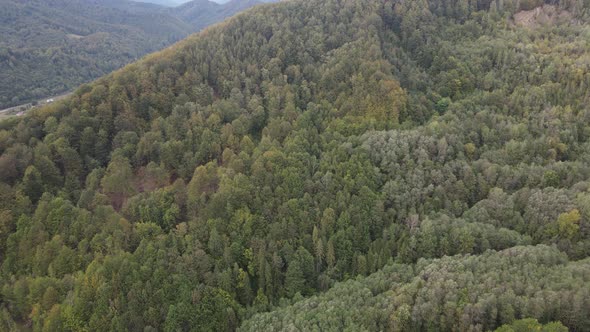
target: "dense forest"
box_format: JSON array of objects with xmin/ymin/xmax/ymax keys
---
[
  {"xmin": 0, "ymin": 0, "xmax": 264, "ymax": 109},
  {"xmin": 0, "ymin": 0, "xmax": 589, "ymax": 330},
  {"xmin": 241, "ymin": 246, "xmax": 586, "ymax": 331}
]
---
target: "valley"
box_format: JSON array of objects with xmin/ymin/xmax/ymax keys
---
[
  {"xmin": 0, "ymin": 0, "xmax": 270, "ymax": 110},
  {"xmin": 0, "ymin": 92, "xmax": 71, "ymax": 120}
]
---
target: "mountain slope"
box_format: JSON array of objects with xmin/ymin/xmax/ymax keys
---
[
  {"xmin": 0, "ymin": 0, "xmax": 265, "ymax": 109},
  {"xmin": 173, "ymin": 0, "xmax": 264, "ymax": 28},
  {"xmin": 0, "ymin": 0, "xmax": 589, "ymax": 331},
  {"xmin": 241, "ymin": 245, "xmax": 589, "ymax": 331}
]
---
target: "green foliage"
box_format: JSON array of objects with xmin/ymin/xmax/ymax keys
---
[
  {"xmin": 556, "ymin": 209, "xmax": 581, "ymax": 239},
  {"xmin": 241, "ymin": 246, "xmax": 590, "ymax": 331},
  {"xmin": 495, "ymin": 319, "xmax": 569, "ymax": 332},
  {"xmin": 0, "ymin": 0, "xmax": 589, "ymax": 330}
]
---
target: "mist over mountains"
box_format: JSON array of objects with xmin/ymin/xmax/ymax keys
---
[{"xmin": 133, "ymin": 0, "xmax": 186, "ymax": 6}]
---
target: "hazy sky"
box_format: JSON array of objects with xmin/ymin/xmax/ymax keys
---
[
  {"xmin": 134, "ymin": 0, "xmax": 230, "ymax": 6},
  {"xmin": 184, "ymin": 0, "xmax": 230, "ymax": 3}
]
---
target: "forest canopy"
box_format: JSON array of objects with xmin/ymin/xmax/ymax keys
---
[{"xmin": 0, "ymin": 0, "xmax": 589, "ymax": 331}]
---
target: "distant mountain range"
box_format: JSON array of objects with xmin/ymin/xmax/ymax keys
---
[
  {"xmin": 133, "ymin": 0, "xmax": 233, "ymax": 6},
  {"xmin": 133, "ymin": 0, "xmax": 257, "ymax": 6},
  {"xmin": 0, "ymin": 0, "xmax": 270, "ymax": 109},
  {"xmin": 133, "ymin": 0, "xmax": 186, "ymax": 6},
  {"xmin": 174, "ymin": 0, "xmax": 265, "ymax": 27}
]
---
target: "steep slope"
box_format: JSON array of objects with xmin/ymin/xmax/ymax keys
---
[
  {"xmin": 0, "ymin": 0, "xmax": 589, "ymax": 331},
  {"xmin": 0, "ymin": 0, "xmax": 265, "ymax": 109},
  {"xmin": 241, "ymin": 245, "xmax": 589, "ymax": 331}
]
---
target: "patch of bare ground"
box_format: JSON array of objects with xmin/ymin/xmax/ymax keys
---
[{"xmin": 514, "ymin": 4, "xmax": 573, "ymax": 28}]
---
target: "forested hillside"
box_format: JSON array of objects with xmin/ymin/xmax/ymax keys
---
[
  {"xmin": 241, "ymin": 246, "xmax": 587, "ymax": 331},
  {"xmin": 0, "ymin": 0, "xmax": 589, "ymax": 331},
  {"xmin": 0, "ymin": 0, "xmax": 264, "ymax": 109}
]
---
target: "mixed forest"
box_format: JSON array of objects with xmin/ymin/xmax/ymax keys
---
[{"xmin": 0, "ymin": 0, "xmax": 590, "ymax": 330}]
